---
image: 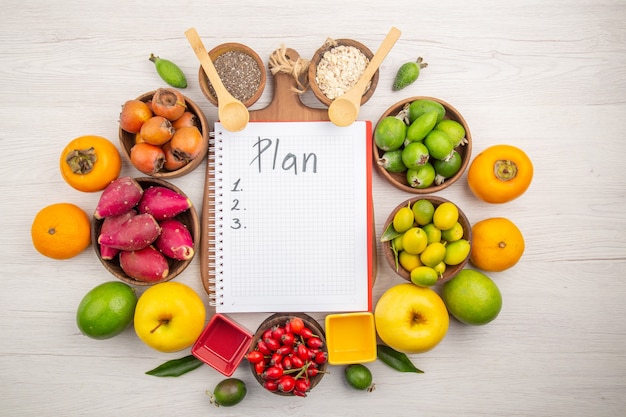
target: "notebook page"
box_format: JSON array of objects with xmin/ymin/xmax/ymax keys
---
[{"xmin": 213, "ymin": 121, "xmax": 372, "ymax": 313}]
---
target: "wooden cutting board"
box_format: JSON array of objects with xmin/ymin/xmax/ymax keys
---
[
  {"xmin": 249, "ymin": 48, "xmax": 329, "ymax": 122},
  {"xmin": 198, "ymin": 47, "xmax": 376, "ymax": 304}
]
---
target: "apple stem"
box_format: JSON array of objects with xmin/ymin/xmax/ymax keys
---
[{"xmin": 150, "ymin": 319, "xmax": 169, "ymax": 334}]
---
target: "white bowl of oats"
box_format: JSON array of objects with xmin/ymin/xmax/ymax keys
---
[{"xmin": 308, "ymin": 38, "xmax": 379, "ymax": 107}]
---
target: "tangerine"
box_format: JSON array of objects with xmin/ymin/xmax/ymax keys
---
[
  {"xmin": 31, "ymin": 203, "xmax": 91, "ymax": 259},
  {"xmin": 470, "ymin": 217, "xmax": 525, "ymax": 272}
]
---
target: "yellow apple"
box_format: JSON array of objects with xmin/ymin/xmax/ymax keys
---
[
  {"xmin": 374, "ymin": 283, "xmax": 449, "ymax": 354},
  {"xmin": 134, "ymin": 282, "xmax": 206, "ymax": 352}
]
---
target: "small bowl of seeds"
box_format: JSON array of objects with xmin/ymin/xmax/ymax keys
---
[
  {"xmin": 198, "ymin": 42, "xmax": 267, "ymax": 108},
  {"xmin": 308, "ymin": 38, "xmax": 378, "ymax": 107}
]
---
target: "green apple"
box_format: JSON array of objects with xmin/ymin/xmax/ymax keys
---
[
  {"xmin": 374, "ymin": 283, "xmax": 449, "ymax": 354},
  {"xmin": 442, "ymin": 269, "xmax": 502, "ymax": 325},
  {"xmin": 134, "ymin": 282, "xmax": 206, "ymax": 352}
]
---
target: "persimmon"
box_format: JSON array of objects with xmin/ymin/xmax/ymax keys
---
[
  {"xmin": 119, "ymin": 100, "xmax": 152, "ymax": 133},
  {"xmin": 60, "ymin": 135, "xmax": 121, "ymax": 192},
  {"xmin": 162, "ymin": 141, "xmax": 188, "ymax": 171},
  {"xmin": 470, "ymin": 217, "xmax": 525, "ymax": 272},
  {"xmin": 31, "ymin": 203, "xmax": 91, "ymax": 259},
  {"xmin": 170, "ymin": 126, "xmax": 204, "ymax": 161},
  {"xmin": 139, "ymin": 115, "xmax": 175, "ymax": 146},
  {"xmin": 130, "ymin": 142, "xmax": 165, "ymax": 175},
  {"xmin": 171, "ymin": 111, "xmax": 198, "ymax": 129},
  {"xmin": 151, "ymin": 88, "xmax": 186, "ymax": 121},
  {"xmin": 467, "ymin": 144, "xmax": 533, "ymax": 204}
]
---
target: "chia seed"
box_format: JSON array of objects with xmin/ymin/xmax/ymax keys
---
[{"xmin": 208, "ymin": 50, "xmax": 262, "ymax": 103}]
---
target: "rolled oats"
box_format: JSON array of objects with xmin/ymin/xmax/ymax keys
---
[{"xmin": 315, "ymin": 45, "xmax": 370, "ymax": 100}]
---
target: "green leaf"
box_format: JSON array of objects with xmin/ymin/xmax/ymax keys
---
[
  {"xmin": 380, "ymin": 223, "xmax": 402, "ymax": 242},
  {"xmin": 377, "ymin": 344, "xmax": 424, "ymax": 373},
  {"xmin": 145, "ymin": 355, "xmax": 204, "ymax": 377},
  {"xmin": 391, "ymin": 238, "xmax": 400, "ymax": 272}
]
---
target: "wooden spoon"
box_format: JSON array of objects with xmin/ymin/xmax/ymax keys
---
[
  {"xmin": 328, "ymin": 27, "xmax": 401, "ymax": 127},
  {"xmin": 185, "ymin": 27, "xmax": 249, "ymax": 132}
]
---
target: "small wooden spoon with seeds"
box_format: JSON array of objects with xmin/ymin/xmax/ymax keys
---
[
  {"xmin": 185, "ymin": 27, "xmax": 249, "ymax": 132},
  {"xmin": 328, "ymin": 27, "xmax": 401, "ymax": 127}
]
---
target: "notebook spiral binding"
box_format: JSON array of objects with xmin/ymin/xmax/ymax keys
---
[{"xmin": 207, "ymin": 131, "xmax": 224, "ymax": 307}]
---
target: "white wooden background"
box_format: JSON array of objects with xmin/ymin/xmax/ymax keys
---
[{"xmin": 1, "ymin": 0, "xmax": 625, "ymax": 416}]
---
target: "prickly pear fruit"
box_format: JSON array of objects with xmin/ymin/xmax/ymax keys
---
[
  {"xmin": 120, "ymin": 246, "xmax": 169, "ymax": 282},
  {"xmin": 94, "ymin": 176, "xmax": 143, "ymax": 219},
  {"xmin": 97, "ymin": 213, "xmax": 160, "ymax": 251},
  {"xmin": 155, "ymin": 219, "xmax": 194, "ymax": 261},
  {"xmin": 137, "ymin": 186, "xmax": 191, "ymax": 221}
]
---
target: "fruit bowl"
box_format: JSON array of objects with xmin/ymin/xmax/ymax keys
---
[
  {"xmin": 198, "ymin": 42, "xmax": 267, "ymax": 108},
  {"xmin": 92, "ymin": 177, "xmax": 199, "ymax": 286},
  {"xmin": 308, "ymin": 38, "xmax": 378, "ymax": 107},
  {"xmin": 382, "ymin": 195, "xmax": 472, "ymax": 284},
  {"xmin": 248, "ymin": 313, "xmax": 328, "ymax": 397},
  {"xmin": 118, "ymin": 90, "xmax": 209, "ymax": 179},
  {"xmin": 373, "ymin": 96, "xmax": 472, "ymax": 194}
]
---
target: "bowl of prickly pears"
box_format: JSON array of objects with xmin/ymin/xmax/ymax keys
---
[
  {"xmin": 247, "ymin": 313, "xmax": 328, "ymax": 397},
  {"xmin": 381, "ymin": 195, "xmax": 472, "ymax": 285},
  {"xmin": 373, "ymin": 96, "xmax": 472, "ymax": 194},
  {"xmin": 91, "ymin": 176, "xmax": 199, "ymax": 286},
  {"xmin": 118, "ymin": 89, "xmax": 210, "ymax": 179}
]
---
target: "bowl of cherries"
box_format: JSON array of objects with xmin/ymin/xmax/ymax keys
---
[{"xmin": 246, "ymin": 313, "xmax": 328, "ymax": 397}]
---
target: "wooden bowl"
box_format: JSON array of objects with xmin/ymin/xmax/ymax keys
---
[
  {"xmin": 373, "ymin": 96, "xmax": 472, "ymax": 194},
  {"xmin": 92, "ymin": 177, "xmax": 199, "ymax": 286},
  {"xmin": 308, "ymin": 38, "xmax": 378, "ymax": 107},
  {"xmin": 382, "ymin": 196, "xmax": 472, "ymax": 284},
  {"xmin": 248, "ymin": 313, "xmax": 328, "ymax": 396},
  {"xmin": 118, "ymin": 90, "xmax": 209, "ymax": 179},
  {"xmin": 198, "ymin": 42, "xmax": 267, "ymax": 108}
]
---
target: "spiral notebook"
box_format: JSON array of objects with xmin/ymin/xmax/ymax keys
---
[{"xmin": 203, "ymin": 120, "xmax": 373, "ymax": 313}]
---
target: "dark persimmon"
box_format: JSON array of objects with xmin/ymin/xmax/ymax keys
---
[
  {"xmin": 119, "ymin": 100, "xmax": 153, "ymax": 133},
  {"xmin": 152, "ymin": 88, "xmax": 186, "ymax": 121},
  {"xmin": 170, "ymin": 126, "xmax": 204, "ymax": 161},
  {"xmin": 162, "ymin": 141, "xmax": 188, "ymax": 171},
  {"xmin": 171, "ymin": 111, "xmax": 198, "ymax": 129},
  {"xmin": 130, "ymin": 143, "xmax": 165, "ymax": 174},
  {"xmin": 140, "ymin": 116, "xmax": 175, "ymax": 146}
]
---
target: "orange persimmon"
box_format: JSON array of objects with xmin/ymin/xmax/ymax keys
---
[
  {"xmin": 60, "ymin": 135, "xmax": 121, "ymax": 192},
  {"xmin": 467, "ymin": 144, "xmax": 533, "ymax": 204},
  {"xmin": 130, "ymin": 142, "xmax": 165, "ymax": 175}
]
